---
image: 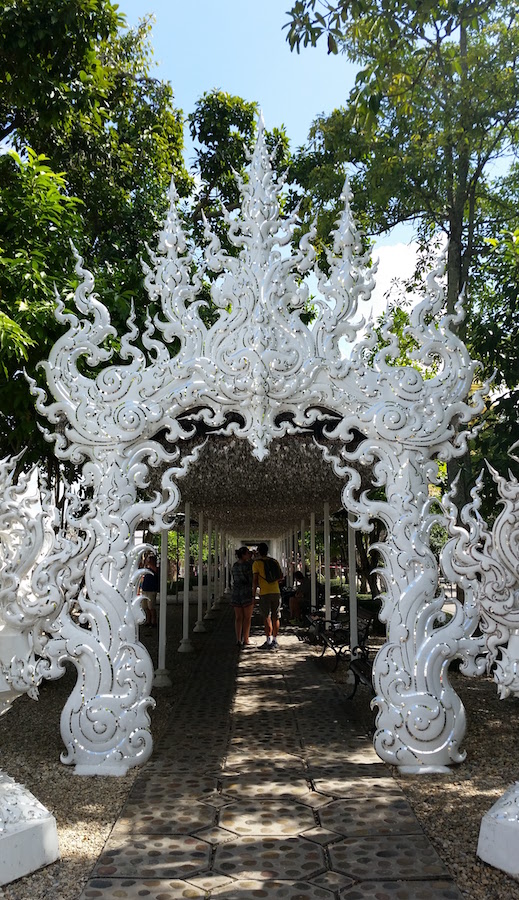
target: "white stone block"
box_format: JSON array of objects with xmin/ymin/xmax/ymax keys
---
[
  {"xmin": 0, "ymin": 772, "xmax": 59, "ymax": 886},
  {"xmin": 477, "ymin": 781, "xmax": 519, "ymax": 878}
]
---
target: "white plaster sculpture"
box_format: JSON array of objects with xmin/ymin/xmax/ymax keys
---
[
  {"xmin": 478, "ymin": 781, "xmax": 519, "ymax": 877},
  {"xmin": 442, "ymin": 447, "xmax": 519, "ymax": 876},
  {"xmin": 476, "ymin": 469, "xmax": 519, "ymax": 876},
  {"xmin": 0, "ymin": 771, "xmax": 59, "ymax": 886},
  {"xmin": 0, "ymin": 455, "xmax": 49, "ymax": 711},
  {"xmin": 442, "ymin": 451, "xmax": 519, "ymax": 697},
  {"xmin": 0, "ymin": 456, "xmax": 60, "ymax": 883},
  {"xmin": 29, "ymin": 119, "xmax": 484, "ymax": 773}
]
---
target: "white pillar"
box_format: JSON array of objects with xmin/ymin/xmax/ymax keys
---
[
  {"xmin": 193, "ymin": 511, "xmax": 206, "ymax": 633},
  {"xmin": 348, "ymin": 512, "xmax": 358, "ymax": 650},
  {"xmin": 204, "ymin": 518, "xmax": 216, "ymax": 620},
  {"xmin": 300, "ymin": 518, "xmax": 305, "ymax": 572},
  {"xmin": 324, "ymin": 502, "xmax": 331, "ymax": 621},
  {"xmin": 178, "ymin": 503, "xmax": 194, "ymax": 652},
  {"xmin": 310, "ymin": 512, "xmax": 316, "ymax": 611},
  {"xmin": 154, "ymin": 528, "xmax": 171, "ymax": 686},
  {"xmin": 212, "ymin": 529, "xmax": 221, "ymax": 608},
  {"xmin": 224, "ymin": 533, "xmax": 230, "ymax": 594}
]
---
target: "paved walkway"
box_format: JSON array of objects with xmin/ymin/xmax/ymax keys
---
[{"xmin": 79, "ymin": 603, "xmax": 463, "ymax": 900}]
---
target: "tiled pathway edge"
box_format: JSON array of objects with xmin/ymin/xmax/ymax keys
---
[{"xmin": 79, "ymin": 605, "xmax": 463, "ymax": 899}]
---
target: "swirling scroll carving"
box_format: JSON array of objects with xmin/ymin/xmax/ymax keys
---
[
  {"xmin": 31, "ymin": 116, "xmax": 488, "ymax": 774},
  {"xmin": 443, "ymin": 456, "xmax": 519, "ymax": 699}
]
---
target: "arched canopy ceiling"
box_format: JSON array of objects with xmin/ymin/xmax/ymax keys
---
[{"xmin": 151, "ymin": 429, "xmax": 368, "ymax": 538}]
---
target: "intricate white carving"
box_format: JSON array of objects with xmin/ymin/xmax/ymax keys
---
[
  {"xmin": 30, "ymin": 120, "xmax": 486, "ymax": 773},
  {"xmin": 0, "ymin": 456, "xmax": 52, "ymax": 709},
  {"xmin": 443, "ymin": 451, "xmax": 519, "ymax": 698},
  {"xmin": 0, "ymin": 771, "xmax": 52, "ymax": 831},
  {"xmin": 477, "ymin": 781, "xmax": 519, "ymax": 877}
]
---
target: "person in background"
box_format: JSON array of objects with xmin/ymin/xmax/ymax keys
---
[
  {"xmin": 231, "ymin": 546, "xmax": 254, "ymax": 647},
  {"xmin": 252, "ymin": 542, "xmax": 283, "ymax": 650},
  {"xmin": 291, "ymin": 570, "xmax": 312, "ymax": 622},
  {"xmin": 140, "ymin": 553, "xmax": 159, "ymax": 627}
]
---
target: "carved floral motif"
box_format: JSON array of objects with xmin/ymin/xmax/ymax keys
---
[{"xmin": 30, "ymin": 120, "xmax": 489, "ymax": 773}]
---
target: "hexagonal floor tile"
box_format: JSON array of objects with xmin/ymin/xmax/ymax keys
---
[
  {"xmin": 130, "ymin": 775, "xmax": 217, "ymax": 801},
  {"xmin": 79, "ymin": 877, "xmax": 206, "ymax": 899},
  {"xmin": 339, "ymin": 879, "xmax": 464, "ymax": 899},
  {"xmin": 219, "ymin": 775, "xmax": 312, "ymax": 802},
  {"xmin": 113, "ymin": 799, "xmax": 215, "ymax": 835},
  {"xmin": 219, "ymin": 799, "xmax": 316, "ymax": 835},
  {"xmin": 184, "ymin": 873, "xmax": 235, "ymax": 892},
  {"xmin": 312, "ymin": 870, "xmax": 355, "ymax": 892},
  {"xmin": 312, "ymin": 774, "xmax": 403, "ymax": 800},
  {"xmin": 192, "ymin": 825, "xmax": 238, "ymax": 844},
  {"xmin": 214, "ymin": 835, "xmax": 326, "ymax": 880},
  {"xmin": 329, "ymin": 834, "xmax": 450, "ymax": 881},
  {"xmin": 211, "ymin": 878, "xmax": 336, "ymax": 898},
  {"xmin": 224, "ymin": 749, "xmax": 304, "ymax": 773},
  {"xmin": 319, "ymin": 797, "xmax": 423, "ymax": 837},
  {"xmin": 93, "ymin": 834, "xmax": 211, "ymax": 879}
]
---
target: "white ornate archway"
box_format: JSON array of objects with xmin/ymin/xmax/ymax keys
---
[{"xmin": 29, "ymin": 122, "xmax": 486, "ymax": 774}]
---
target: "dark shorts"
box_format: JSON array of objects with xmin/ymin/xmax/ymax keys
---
[
  {"xmin": 231, "ymin": 598, "xmax": 254, "ymax": 609},
  {"xmin": 259, "ymin": 593, "xmax": 282, "ymax": 620}
]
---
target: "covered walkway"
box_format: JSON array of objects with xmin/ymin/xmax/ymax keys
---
[{"xmin": 78, "ymin": 602, "xmax": 463, "ymax": 900}]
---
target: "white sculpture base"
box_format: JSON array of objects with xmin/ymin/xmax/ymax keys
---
[
  {"xmin": 0, "ymin": 772, "xmax": 59, "ymax": 886},
  {"xmin": 477, "ymin": 782, "xmax": 519, "ymax": 878}
]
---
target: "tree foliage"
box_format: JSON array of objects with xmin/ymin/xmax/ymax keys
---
[
  {"xmin": 285, "ymin": 0, "xmax": 519, "ymax": 505},
  {"xmin": 0, "ymin": 1, "xmax": 190, "ymax": 464},
  {"xmin": 189, "ymin": 89, "xmax": 291, "ymax": 243},
  {"xmin": 0, "ymin": 150, "xmax": 84, "ymax": 460}
]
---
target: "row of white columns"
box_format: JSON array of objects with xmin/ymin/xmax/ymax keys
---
[
  {"xmin": 279, "ymin": 506, "xmax": 358, "ymax": 647},
  {"xmin": 152, "ymin": 505, "xmax": 359, "ymax": 687},
  {"xmin": 153, "ymin": 510, "xmax": 231, "ymax": 686}
]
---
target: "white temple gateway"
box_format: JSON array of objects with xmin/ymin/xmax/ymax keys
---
[{"xmin": 1, "ymin": 122, "xmax": 518, "ymax": 880}]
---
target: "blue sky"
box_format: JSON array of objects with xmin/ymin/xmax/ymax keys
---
[
  {"xmin": 117, "ymin": 0, "xmax": 418, "ymax": 311},
  {"xmin": 118, "ymin": 0, "xmax": 357, "ymax": 161}
]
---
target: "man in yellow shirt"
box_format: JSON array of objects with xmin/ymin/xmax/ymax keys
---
[{"xmin": 252, "ymin": 542, "xmax": 283, "ymax": 650}]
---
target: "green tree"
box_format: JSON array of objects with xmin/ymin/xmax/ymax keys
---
[
  {"xmin": 286, "ymin": 1, "xmax": 519, "ymax": 307},
  {"xmin": 0, "ymin": 0, "xmax": 122, "ymax": 145},
  {"xmin": 0, "ymin": 2, "xmax": 190, "ymax": 464},
  {"xmin": 469, "ymin": 226, "xmax": 519, "ymax": 494},
  {"xmin": 285, "ymin": 1, "xmax": 519, "ymax": 501},
  {"xmin": 189, "ymin": 90, "xmax": 291, "ymax": 243},
  {"xmin": 0, "ymin": 150, "xmax": 83, "ymax": 462}
]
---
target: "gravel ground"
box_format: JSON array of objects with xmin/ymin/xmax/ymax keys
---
[
  {"xmin": 1, "ymin": 613, "xmax": 519, "ymax": 900},
  {"xmin": 326, "ymin": 642, "xmax": 519, "ymax": 900}
]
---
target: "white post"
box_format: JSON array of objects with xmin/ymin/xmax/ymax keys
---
[
  {"xmin": 178, "ymin": 502, "xmax": 194, "ymax": 652},
  {"xmin": 193, "ymin": 511, "xmax": 206, "ymax": 632},
  {"xmin": 212, "ymin": 529, "xmax": 221, "ymax": 608},
  {"xmin": 204, "ymin": 518, "xmax": 216, "ymax": 620},
  {"xmin": 310, "ymin": 512, "xmax": 316, "ymax": 611},
  {"xmin": 154, "ymin": 527, "xmax": 171, "ymax": 686},
  {"xmin": 348, "ymin": 512, "xmax": 358, "ymax": 650},
  {"xmin": 224, "ymin": 533, "xmax": 230, "ymax": 594},
  {"xmin": 324, "ymin": 502, "xmax": 331, "ymax": 621},
  {"xmin": 300, "ymin": 518, "xmax": 305, "ymax": 572}
]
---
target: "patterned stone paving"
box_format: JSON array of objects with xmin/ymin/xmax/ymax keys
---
[{"xmin": 78, "ymin": 604, "xmax": 464, "ymax": 900}]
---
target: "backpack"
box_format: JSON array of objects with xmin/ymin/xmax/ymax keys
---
[{"xmin": 261, "ymin": 557, "xmax": 282, "ymax": 583}]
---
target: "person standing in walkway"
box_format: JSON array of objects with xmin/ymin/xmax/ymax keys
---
[
  {"xmin": 252, "ymin": 542, "xmax": 283, "ymax": 650},
  {"xmin": 231, "ymin": 546, "xmax": 254, "ymax": 647}
]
